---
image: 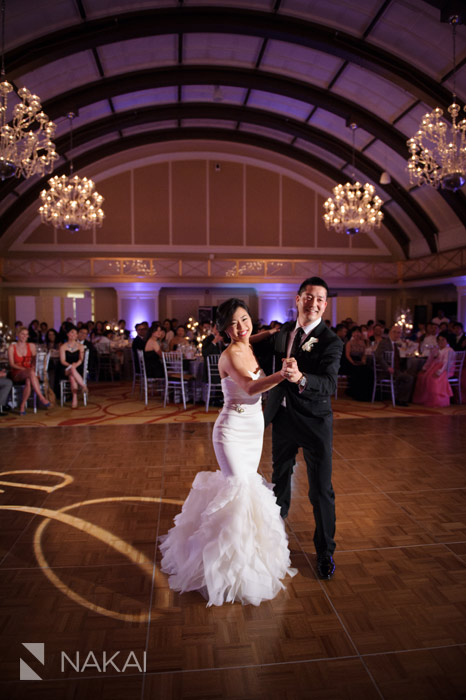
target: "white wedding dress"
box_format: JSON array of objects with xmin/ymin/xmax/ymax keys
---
[{"xmin": 159, "ymin": 370, "xmax": 297, "ymax": 606}]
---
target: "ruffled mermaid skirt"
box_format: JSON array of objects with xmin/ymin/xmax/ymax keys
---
[{"xmin": 159, "ymin": 400, "xmax": 296, "ymax": 606}]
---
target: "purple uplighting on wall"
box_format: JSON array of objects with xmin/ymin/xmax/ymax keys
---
[{"xmin": 120, "ymin": 295, "xmax": 157, "ymax": 336}]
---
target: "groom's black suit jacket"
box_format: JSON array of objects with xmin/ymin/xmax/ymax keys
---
[{"xmin": 264, "ymin": 320, "xmax": 343, "ymax": 430}]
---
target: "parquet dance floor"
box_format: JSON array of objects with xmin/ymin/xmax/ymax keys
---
[{"xmin": 1, "ymin": 414, "xmax": 465, "ymax": 699}]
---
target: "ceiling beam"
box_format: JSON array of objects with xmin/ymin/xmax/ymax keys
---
[
  {"xmin": 40, "ymin": 66, "xmax": 412, "ymax": 155},
  {"xmin": 5, "ymin": 7, "xmax": 458, "ymax": 110}
]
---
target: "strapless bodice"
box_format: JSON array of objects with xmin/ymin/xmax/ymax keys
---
[{"xmin": 220, "ymin": 370, "xmax": 263, "ymax": 408}]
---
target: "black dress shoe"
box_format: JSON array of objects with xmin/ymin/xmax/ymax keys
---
[{"xmin": 317, "ymin": 555, "xmax": 335, "ymax": 580}]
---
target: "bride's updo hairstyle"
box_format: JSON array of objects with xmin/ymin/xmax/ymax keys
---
[{"xmin": 216, "ymin": 298, "xmax": 250, "ymax": 341}]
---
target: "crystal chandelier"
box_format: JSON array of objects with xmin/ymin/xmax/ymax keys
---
[
  {"xmin": 407, "ymin": 15, "xmax": 466, "ymax": 192},
  {"xmin": 0, "ymin": 0, "xmax": 58, "ymax": 180},
  {"xmin": 39, "ymin": 113, "xmax": 104, "ymax": 232},
  {"xmin": 323, "ymin": 123, "xmax": 384, "ymax": 236}
]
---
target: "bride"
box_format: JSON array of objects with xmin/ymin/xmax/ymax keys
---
[{"xmin": 159, "ymin": 298, "xmax": 297, "ymax": 606}]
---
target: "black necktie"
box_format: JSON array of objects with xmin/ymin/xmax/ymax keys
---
[{"xmin": 290, "ymin": 327, "xmax": 305, "ymax": 357}]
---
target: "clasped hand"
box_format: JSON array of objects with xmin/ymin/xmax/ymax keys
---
[{"xmin": 281, "ymin": 357, "xmax": 301, "ymax": 383}]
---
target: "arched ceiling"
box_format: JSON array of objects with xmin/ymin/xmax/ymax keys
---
[{"xmin": 1, "ymin": 0, "xmax": 466, "ymax": 260}]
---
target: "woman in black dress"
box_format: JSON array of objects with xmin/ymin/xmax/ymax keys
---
[
  {"xmin": 143, "ymin": 323, "xmax": 164, "ymax": 378},
  {"xmin": 344, "ymin": 326, "xmax": 373, "ymax": 401},
  {"xmin": 59, "ymin": 326, "xmax": 87, "ymax": 408}
]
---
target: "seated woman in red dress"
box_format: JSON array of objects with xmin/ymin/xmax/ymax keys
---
[
  {"xmin": 412, "ymin": 332, "xmax": 454, "ymax": 408},
  {"xmin": 8, "ymin": 326, "xmax": 51, "ymax": 414}
]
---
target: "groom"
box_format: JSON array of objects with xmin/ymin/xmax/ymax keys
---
[{"xmin": 264, "ymin": 276, "xmax": 343, "ymax": 579}]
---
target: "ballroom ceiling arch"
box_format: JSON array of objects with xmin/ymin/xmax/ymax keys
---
[{"xmin": 0, "ymin": 0, "xmax": 465, "ymax": 261}]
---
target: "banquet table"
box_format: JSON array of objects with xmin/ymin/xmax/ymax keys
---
[
  {"xmin": 403, "ymin": 355, "xmax": 428, "ymax": 374},
  {"xmin": 187, "ymin": 356, "xmax": 205, "ymax": 402}
]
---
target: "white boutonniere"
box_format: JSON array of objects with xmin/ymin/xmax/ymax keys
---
[{"xmin": 301, "ymin": 337, "xmax": 319, "ymax": 352}]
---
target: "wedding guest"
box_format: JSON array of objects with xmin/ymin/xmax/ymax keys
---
[
  {"xmin": 45, "ymin": 328, "xmax": 60, "ymax": 350},
  {"xmin": 412, "ymin": 332, "xmax": 455, "ymax": 407},
  {"xmin": 77, "ymin": 326, "xmax": 93, "ymax": 353},
  {"xmin": 335, "ymin": 324, "xmax": 349, "ymax": 374},
  {"xmin": 451, "ymin": 322, "xmax": 466, "ymax": 351},
  {"xmin": 110, "ymin": 329, "xmax": 129, "ymax": 377},
  {"xmin": 360, "ymin": 324, "xmax": 370, "ymax": 345},
  {"xmin": 370, "ymin": 323, "xmax": 384, "ymax": 351},
  {"xmin": 432, "ymin": 309, "xmax": 450, "ymax": 325},
  {"xmin": 59, "ymin": 326, "xmax": 87, "ymax": 409},
  {"xmin": 344, "ymin": 326, "xmax": 372, "ymax": 401},
  {"xmin": 8, "ymin": 327, "xmax": 51, "ymax": 414},
  {"xmin": 419, "ymin": 322, "xmax": 438, "ymax": 356},
  {"xmin": 335, "ymin": 324, "xmax": 347, "ymax": 343},
  {"xmin": 0, "ymin": 369, "xmax": 13, "ymax": 415},
  {"xmin": 91, "ymin": 320, "xmax": 105, "ymax": 343},
  {"xmin": 436, "ymin": 321, "xmax": 452, "ymax": 345},
  {"xmin": 157, "ymin": 328, "xmax": 169, "ymax": 353},
  {"xmin": 411, "ymin": 322, "xmax": 426, "ymax": 341},
  {"xmin": 437, "ymin": 321, "xmax": 455, "ymax": 347},
  {"xmin": 162, "ymin": 319, "xmax": 174, "ymax": 346},
  {"xmin": 169, "ymin": 325, "xmax": 190, "ymax": 351},
  {"xmin": 27, "ymin": 319, "xmax": 41, "ymax": 344},
  {"xmin": 39, "ymin": 322, "xmax": 48, "ymax": 344},
  {"xmin": 202, "ymin": 325, "xmax": 226, "ymax": 359},
  {"xmin": 202, "ymin": 324, "xmax": 226, "ymax": 390},
  {"xmin": 93, "ymin": 329, "xmax": 112, "ymax": 354},
  {"xmin": 375, "ymin": 324, "xmax": 414, "ymax": 406},
  {"xmin": 144, "ymin": 323, "xmax": 164, "ymax": 378},
  {"xmin": 118, "ymin": 319, "xmax": 130, "ymax": 339},
  {"xmin": 58, "ymin": 320, "xmax": 74, "ymax": 344},
  {"xmin": 132, "ymin": 322, "xmax": 149, "ymax": 372},
  {"xmin": 78, "ymin": 326, "xmax": 97, "ymax": 379}
]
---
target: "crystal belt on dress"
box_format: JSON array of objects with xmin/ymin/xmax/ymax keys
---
[
  {"xmin": 226, "ymin": 403, "xmax": 245, "ymax": 413},
  {"xmin": 223, "ymin": 402, "xmax": 262, "ymax": 414}
]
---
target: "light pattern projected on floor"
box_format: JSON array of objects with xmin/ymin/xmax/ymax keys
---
[{"xmin": 0, "ymin": 470, "xmax": 183, "ymax": 622}]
